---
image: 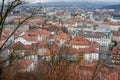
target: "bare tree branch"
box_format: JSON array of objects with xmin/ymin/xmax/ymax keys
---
[
  {"xmin": 0, "ymin": 12, "xmax": 34, "ymax": 50},
  {"xmin": 0, "ymin": 0, "xmax": 23, "ymax": 38},
  {"xmin": 0, "ymin": 0, "xmax": 5, "ymax": 19}
]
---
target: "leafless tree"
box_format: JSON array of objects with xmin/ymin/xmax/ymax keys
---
[{"xmin": 0, "ymin": 0, "xmax": 34, "ymax": 79}]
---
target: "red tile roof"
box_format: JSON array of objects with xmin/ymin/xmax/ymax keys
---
[
  {"xmin": 22, "ymin": 34, "xmax": 37, "ymax": 41},
  {"xmin": 21, "ymin": 29, "xmax": 49, "ymax": 41},
  {"xmin": 32, "ymin": 41, "xmax": 48, "ymax": 48},
  {"xmin": 40, "ymin": 29, "xmax": 50, "ymax": 35},
  {"xmin": 69, "ymin": 62, "xmax": 119, "ymax": 80},
  {"xmin": 26, "ymin": 30, "xmax": 40, "ymax": 36},
  {"xmin": 70, "ymin": 35, "xmax": 89, "ymax": 45},
  {"xmin": 11, "ymin": 41, "xmax": 31, "ymax": 50},
  {"xmin": 112, "ymin": 45, "xmax": 120, "ymax": 55},
  {"xmin": 46, "ymin": 49, "xmax": 51, "ymax": 56},
  {"xmin": 3, "ymin": 28, "xmax": 13, "ymax": 34},
  {"xmin": 102, "ymin": 21, "xmax": 118, "ymax": 26},
  {"xmin": 32, "ymin": 40, "xmax": 59, "ymax": 56},
  {"xmin": 113, "ymin": 32, "xmax": 120, "ymax": 36},
  {"xmin": 0, "ymin": 35, "xmax": 7, "ymax": 41},
  {"xmin": 14, "ymin": 16, "xmax": 44, "ymax": 25},
  {"xmin": 89, "ymin": 41, "xmax": 99, "ymax": 48},
  {"xmin": 53, "ymin": 32, "xmax": 69, "ymax": 40},
  {"xmin": 13, "ymin": 59, "xmax": 32, "ymax": 69},
  {"xmin": 112, "ymin": 45, "xmax": 120, "ymax": 64},
  {"xmin": 84, "ymin": 19, "xmax": 94, "ymax": 24},
  {"xmin": 26, "ymin": 29, "xmax": 49, "ymax": 35}
]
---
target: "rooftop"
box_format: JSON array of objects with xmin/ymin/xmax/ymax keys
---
[{"xmin": 70, "ymin": 35, "xmax": 89, "ymax": 45}]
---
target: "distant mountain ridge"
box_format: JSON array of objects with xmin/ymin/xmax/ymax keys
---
[
  {"xmin": 103, "ymin": 4, "xmax": 120, "ymax": 10},
  {"xmin": 14, "ymin": 1, "xmax": 120, "ymax": 9},
  {"xmin": 41, "ymin": 1, "xmax": 119, "ymax": 8}
]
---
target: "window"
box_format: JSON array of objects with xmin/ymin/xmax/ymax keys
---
[{"xmin": 89, "ymin": 55, "xmax": 92, "ymax": 61}]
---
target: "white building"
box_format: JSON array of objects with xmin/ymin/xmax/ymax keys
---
[
  {"xmin": 85, "ymin": 33, "xmax": 112, "ymax": 46},
  {"xmin": 15, "ymin": 37, "xmax": 36, "ymax": 45}
]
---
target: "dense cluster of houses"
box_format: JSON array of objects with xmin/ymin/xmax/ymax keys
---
[{"xmin": 1, "ymin": 8, "xmax": 120, "ymax": 79}]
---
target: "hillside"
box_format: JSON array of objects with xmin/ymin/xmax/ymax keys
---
[
  {"xmin": 103, "ymin": 4, "xmax": 120, "ymax": 10},
  {"xmin": 17, "ymin": 1, "xmax": 120, "ymax": 9}
]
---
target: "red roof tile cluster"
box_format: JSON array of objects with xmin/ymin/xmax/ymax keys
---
[
  {"xmin": 112, "ymin": 45, "xmax": 120, "ymax": 55},
  {"xmin": 112, "ymin": 45, "xmax": 120, "ymax": 64},
  {"xmin": 102, "ymin": 21, "xmax": 118, "ymax": 26},
  {"xmin": 68, "ymin": 35, "xmax": 99, "ymax": 54},
  {"xmin": 61, "ymin": 46, "xmax": 98, "ymax": 54},
  {"xmin": 3, "ymin": 28, "xmax": 13, "ymax": 35},
  {"xmin": 69, "ymin": 62, "xmax": 119, "ymax": 80},
  {"xmin": 89, "ymin": 41, "xmax": 99, "ymax": 48},
  {"xmin": 21, "ymin": 29, "xmax": 49, "ymax": 41},
  {"xmin": 25, "ymin": 30, "xmax": 40, "ymax": 36},
  {"xmin": 116, "ymin": 65, "xmax": 120, "ymax": 71},
  {"xmin": 11, "ymin": 41, "xmax": 31, "ymax": 50},
  {"xmin": 13, "ymin": 59, "xmax": 32, "ymax": 69},
  {"xmin": 43, "ymin": 24, "xmax": 63, "ymax": 32},
  {"xmin": 84, "ymin": 19, "xmax": 94, "ymax": 24},
  {"xmin": 23, "ymin": 34, "xmax": 38, "ymax": 41},
  {"xmin": 32, "ymin": 41, "xmax": 48, "ymax": 49},
  {"xmin": 27, "ymin": 29, "xmax": 49, "ymax": 35},
  {"xmin": 40, "ymin": 29, "xmax": 50, "ymax": 35},
  {"xmin": 70, "ymin": 35, "xmax": 89, "ymax": 45},
  {"xmin": 68, "ymin": 17, "xmax": 81, "ymax": 21},
  {"xmin": 0, "ymin": 35, "xmax": 7, "ymax": 41},
  {"xmin": 113, "ymin": 32, "xmax": 120, "ymax": 36},
  {"xmin": 53, "ymin": 32, "xmax": 70, "ymax": 40},
  {"xmin": 0, "ymin": 28, "xmax": 13, "ymax": 41},
  {"xmin": 13, "ymin": 16, "xmax": 43, "ymax": 25},
  {"xmin": 32, "ymin": 41, "xmax": 59, "ymax": 56}
]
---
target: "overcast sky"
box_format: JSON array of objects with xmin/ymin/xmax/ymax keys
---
[{"xmin": 27, "ymin": 0, "xmax": 120, "ymax": 3}]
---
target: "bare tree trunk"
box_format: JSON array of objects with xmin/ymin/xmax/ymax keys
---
[{"xmin": 0, "ymin": 0, "xmax": 34, "ymax": 80}]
